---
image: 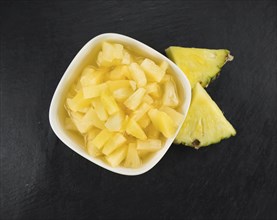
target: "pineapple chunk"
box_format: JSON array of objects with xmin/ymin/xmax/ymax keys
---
[
  {"xmin": 124, "ymin": 88, "xmax": 146, "ymax": 110},
  {"xmin": 86, "ymin": 127, "xmax": 101, "ymax": 142},
  {"xmin": 82, "ymin": 83, "xmax": 107, "ymax": 99},
  {"xmin": 107, "ymin": 80, "xmax": 132, "ymax": 91},
  {"xmin": 124, "ymin": 143, "xmax": 141, "ymax": 168},
  {"xmin": 129, "ymin": 62, "xmax": 147, "ymax": 87},
  {"xmin": 101, "ymin": 90, "xmax": 120, "ymax": 115},
  {"xmin": 92, "ymin": 98, "xmax": 108, "ymax": 121},
  {"xmin": 109, "ymin": 66, "xmax": 128, "ymax": 80},
  {"xmin": 102, "ymin": 133, "xmax": 127, "ymax": 155},
  {"xmin": 97, "ymin": 42, "xmax": 124, "ymax": 67},
  {"xmin": 137, "ymin": 114, "xmax": 151, "ymax": 128},
  {"xmin": 162, "ymin": 77, "xmax": 179, "ymax": 107},
  {"xmin": 126, "ymin": 118, "xmax": 147, "ymax": 140},
  {"xmin": 140, "ymin": 58, "xmax": 165, "ymax": 82},
  {"xmin": 78, "ymin": 108, "xmax": 105, "ymax": 132},
  {"xmin": 160, "ymin": 60, "xmax": 169, "ymax": 72},
  {"xmin": 146, "ymin": 82, "xmax": 161, "ymax": 98},
  {"xmin": 122, "ymin": 49, "xmax": 132, "ymax": 65},
  {"xmin": 105, "ymin": 111, "xmax": 125, "ymax": 131},
  {"xmin": 87, "ymin": 141, "xmax": 102, "ymax": 157},
  {"xmin": 148, "ymin": 108, "xmax": 177, "ymax": 138},
  {"xmin": 131, "ymin": 103, "xmax": 151, "ymax": 121},
  {"xmin": 64, "ymin": 117, "xmax": 77, "ymax": 131},
  {"xmin": 66, "ymin": 91, "xmax": 92, "ymax": 112},
  {"xmin": 137, "ymin": 139, "xmax": 162, "ymax": 152},
  {"xmin": 91, "ymin": 129, "xmax": 113, "ymax": 149},
  {"xmin": 142, "ymin": 94, "xmax": 154, "ymax": 105},
  {"xmin": 80, "ymin": 66, "xmax": 105, "ymax": 87},
  {"xmin": 113, "ymin": 88, "xmax": 133, "ymax": 102},
  {"xmin": 105, "ymin": 145, "xmax": 127, "ymax": 167},
  {"xmin": 159, "ymin": 106, "xmax": 185, "ymax": 127},
  {"xmin": 144, "ymin": 123, "xmax": 160, "ymax": 139}
]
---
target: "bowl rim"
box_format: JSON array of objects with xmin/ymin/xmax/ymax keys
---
[{"xmin": 49, "ymin": 33, "xmax": 191, "ymax": 176}]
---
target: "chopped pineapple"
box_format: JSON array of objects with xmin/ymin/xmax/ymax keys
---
[
  {"xmin": 124, "ymin": 143, "xmax": 141, "ymax": 168},
  {"xmin": 148, "ymin": 109, "xmax": 177, "ymax": 138},
  {"xmin": 141, "ymin": 58, "xmax": 166, "ymax": 82},
  {"xmin": 159, "ymin": 106, "xmax": 184, "ymax": 127},
  {"xmin": 101, "ymin": 90, "xmax": 120, "ymax": 115},
  {"xmin": 82, "ymin": 83, "xmax": 107, "ymax": 99},
  {"xmin": 102, "ymin": 133, "xmax": 127, "ymax": 155},
  {"xmin": 126, "ymin": 118, "xmax": 147, "ymax": 140},
  {"xmin": 92, "ymin": 98, "xmax": 108, "ymax": 121},
  {"xmin": 66, "ymin": 91, "xmax": 92, "ymax": 112},
  {"xmin": 105, "ymin": 111, "xmax": 125, "ymax": 131},
  {"xmin": 124, "ymin": 88, "xmax": 146, "ymax": 110},
  {"xmin": 64, "ymin": 117, "xmax": 77, "ymax": 131},
  {"xmin": 105, "ymin": 145, "xmax": 127, "ymax": 167},
  {"xmin": 64, "ymin": 41, "xmax": 184, "ymax": 168},
  {"xmin": 129, "ymin": 62, "xmax": 147, "ymax": 87},
  {"xmin": 91, "ymin": 129, "xmax": 113, "ymax": 149},
  {"xmin": 162, "ymin": 77, "xmax": 179, "ymax": 107},
  {"xmin": 137, "ymin": 139, "xmax": 162, "ymax": 152}
]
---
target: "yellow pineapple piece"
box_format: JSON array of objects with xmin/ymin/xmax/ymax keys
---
[
  {"xmin": 107, "ymin": 80, "xmax": 132, "ymax": 91},
  {"xmin": 142, "ymin": 94, "xmax": 154, "ymax": 105},
  {"xmin": 86, "ymin": 127, "xmax": 101, "ymax": 141},
  {"xmin": 137, "ymin": 114, "xmax": 151, "ymax": 128},
  {"xmin": 148, "ymin": 108, "xmax": 177, "ymax": 138},
  {"xmin": 140, "ymin": 58, "xmax": 165, "ymax": 82},
  {"xmin": 159, "ymin": 106, "xmax": 185, "ymax": 127},
  {"xmin": 126, "ymin": 118, "xmax": 147, "ymax": 140},
  {"xmin": 105, "ymin": 111, "xmax": 125, "ymax": 131},
  {"xmin": 80, "ymin": 66, "xmax": 105, "ymax": 87},
  {"xmin": 129, "ymin": 62, "xmax": 147, "ymax": 87},
  {"xmin": 122, "ymin": 49, "xmax": 132, "ymax": 65},
  {"xmin": 76, "ymin": 108, "xmax": 105, "ymax": 132},
  {"xmin": 124, "ymin": 88, "xmax": 146, "ymax": 110},
  {"xmin": 102, "ymin": 133, "xmax": 127, "ymax": 155},
  {"xmin": 105, "ymin": 145, "xmax": 127, "ymax": 167},
  {"xmin": 91, "ymin": 129, "xmax": 113, "ymax": 149},
  {"xmin": 97, "ymin": 42, "xmax": 124, "ymax": 67},
  {"xmin": 113, "ymin": 87, "xmax": 133, "ymax": 102},
  {"xmin": 92, "ymin": 98, "xmax": 108, "ymax": 121},
  {"xmin": 87, "ymin": 141, "xmax": 102, "ymax": 157},
  {"xmin": 144, "ymin": 123, "xmax": 160, "ymax": 139},
  {"xmin": 124, "ymin": 143, "xmax": 141, "ymax": 168},
  {"xmin": 64, "ymin": 117, "xmax": 77, "ymax": 131},
  {"xmin": 82, "ymin": 83, "xmax": 107, "ymax": 99},
  {"xmin": 137, "ymin": 139, "xmax": 162, "ymax": 152},
  {"xmin": 101, "ymin": 90, "xmax": 120, "ymax": 115},
  {"xmin": 66, "ymin": 91, "xmax": 92, "ymax": 112},
  {"xmin": 146, "ymin": 82, "xmax": 161, "ymax": 98},
  {"xmin": 109, "ymin": 65, "xmax": 128, "ymax": 80},
  {"xmin": 130, "ymin": 103, "xmax": 151, "ymax": 121},
  {"xmin": 162, "ymin": 77, "xmax": 179, "ymax": 107},
  {"xmin": 160, "ymin": 60, "xmax": 169, "ymax": 72}
]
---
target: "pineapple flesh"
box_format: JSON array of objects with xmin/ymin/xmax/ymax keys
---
[
  {"xmin": 64, "ymin": 41, "xmax": 185, "ymax": 168},
  {"xmin": 175, "ymin": 83, "xmax": 236, "ymax": 148},
  {"xmin": 165, "ymin": 46, "xmax": 233, "ymax": 88}
]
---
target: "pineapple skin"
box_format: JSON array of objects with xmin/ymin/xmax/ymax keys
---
[
  {"xmin": 175, "ymin": 83, "xmax": 236, "ymax": 148},
  {"xmin": 165, "ymin": 47, "xmax": 233, "ymax": 88}
]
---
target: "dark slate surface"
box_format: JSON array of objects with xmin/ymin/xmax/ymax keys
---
[{"xmin": 1, "ymin": 1, "xmax": 276, "ymax": 219}]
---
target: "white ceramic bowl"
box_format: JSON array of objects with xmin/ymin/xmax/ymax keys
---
[{"xmin": 49, "ymin": 33, "xmax": 191, "ymax": 176}]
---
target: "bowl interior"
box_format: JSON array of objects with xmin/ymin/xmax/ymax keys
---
[{"xmin": 49, "ymin": 33, "xmax": 191, "ymax": 175}]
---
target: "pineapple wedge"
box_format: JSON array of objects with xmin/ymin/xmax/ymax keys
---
[
  {"xmin": 124, "ymin": 143, "xmax": 141, "ymax": 168},
  {"xmin": 175, "ymin": 83, "xmax": 236, "ymax": 148},
  {"xmin": 165, "ymin": 47, "xmax": 233, "ymax": 88}
]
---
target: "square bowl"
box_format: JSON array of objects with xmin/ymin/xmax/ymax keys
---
[{"xmin": 49, "ymin": 33, "xmax": 191, "ymax": 176}]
